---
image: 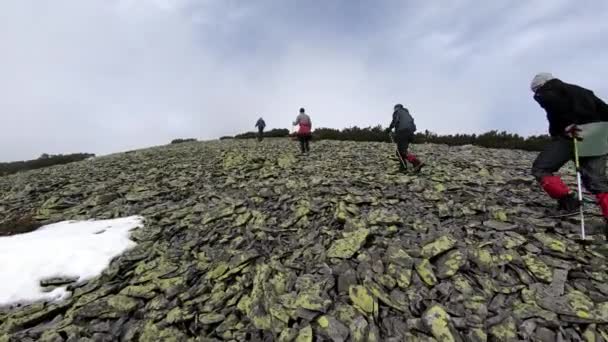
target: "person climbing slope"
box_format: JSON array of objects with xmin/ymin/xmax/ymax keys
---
[
  {"xmin": 293, "ymin": 108, "xmax": 312, "ymax": 154},
  {"xmin": 530, "ymin": 72, "xmax": 608, "ymax": 223},
  {"xmin": 255, "ymin": 117, "xmax": 266, "ymax": 142},
  {"xmin": 387, "ymin": 104, "xmax": 425, "ymax": 172}
]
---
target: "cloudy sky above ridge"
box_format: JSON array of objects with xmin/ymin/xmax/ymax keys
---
[{"xmin": 1, "ymin": 0, "xmax": 608, "ymax": 161}]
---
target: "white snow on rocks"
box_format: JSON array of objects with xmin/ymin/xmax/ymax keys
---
[{"xmin": 0, "ymin": 216, "xmax": 143, "ymax": 306}]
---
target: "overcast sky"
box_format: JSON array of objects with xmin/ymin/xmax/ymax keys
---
[{"xmin": 1, "ymin": 0, "xmax": 608, "ymax": 161}]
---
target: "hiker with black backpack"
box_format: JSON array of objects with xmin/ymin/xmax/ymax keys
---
[
  {"xmin": 255, "ymin": 117, "xmax": 266, "ymax": 142},
  {"xmin": 293, "ymin": 108, "xmax": 312, "ymax": 154},
  {"xmin": 387, "ymin": 104, "xmax": 425, "ymax": 172},
  {"xmin": 530, "ymin": 73, "xmax": 608, "ymax": 229}
]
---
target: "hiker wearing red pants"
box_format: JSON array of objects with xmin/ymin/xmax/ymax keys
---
[
  {"xmin": 293, "ymin": 108, "xmax": 312, "ymax": 154},
  {"xmin": 530, "ymin": 72, "xmax": 608, "ymax": 220},
  {"xmin": 388, "ymin": 104, "xmax": 424, "ymax": 172}
]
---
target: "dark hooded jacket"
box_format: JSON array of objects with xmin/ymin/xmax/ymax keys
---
[
  {"xmin": 255, "ymin": 118, "xmax": 266, "ymax": 130},
  {"xmin": 389, "ymin": 106, "xmax": 416, "ymax": 132},
  {"xmin": 534, "ymin": 79, "xmax": 608, "ymax": 137}
]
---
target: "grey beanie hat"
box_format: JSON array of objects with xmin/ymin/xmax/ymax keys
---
[{"xmin": 531, "ymin": 72, "xmax": 555, "ymax": 92}]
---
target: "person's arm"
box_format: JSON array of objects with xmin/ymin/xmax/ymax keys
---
[
  {"xmin": 594, "ymin": 95, "xmax": 608, "ymax": 121},
  {"xmin": 388, "ymin": 112, "xmax": 398, "ymax": 131},
  {"xmin": 293, "ymin": 115, "xmax": 300, "ymax": 126}
]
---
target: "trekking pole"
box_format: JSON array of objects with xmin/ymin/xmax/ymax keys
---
[
  {"xmin": 573, "ymin": 137, "xmax": 586, "ymax": 241},
  {"xmin": 389, "ymin": 133, "xmax": 408, "ymax": 170}
]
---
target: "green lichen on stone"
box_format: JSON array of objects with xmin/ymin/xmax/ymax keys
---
[
  {"xmin": 327, "ymin": 227, "xmax": 370, "ymax": 259},
  {"xmin": 436, "ymin": 249, "xmax": 466, "ymax": 279},
  {"xmin": 470, "ymin": 247, "xmax": 494, "ymax": 270},
  {"xmin": 295, "ymin": 325, "xmax": 313, "ymax": 342},
  {"xmin": 489, "ymin": 316, "xmax": 517, "ymax": 341},
  {"xmin": 415, "ymin": 259, "xmax": 438, "ymax": 286},
  {"xmin": 533, "ymin": 232, "xmax": 567, "ymax": 253},
  {"xmin": 453, "ymin": 274, "xmax": 474, "ymax": 294},
  {"xmin": 522, "ymin": 254, "xmax": 553, "ymax": 283},
  {"xmin": 421, "ymin": 235, "xmax": 457, "ymax": 258},
  {"xmin": 278, "ymin": 328, "xmax": 298, "ymax": 342},
  {"xmin": 367, "ymin": 209, "xmax": 401, "ymax": 225},
  {"xmin": 349, "ymin": 285, "xmax": 377, "ymax": 317},
  {"xmin": 139, "ymin": 321, "xmax": 188, "ymax": 342},
  {"xmin": 422, "ymin": 304, "xmax": 455, "ymax": 342},
  {"xmin": 119, "ymin": 283, "xmax": 158, "ymax": 299},
  {"xmin": 108, "ymin": 294, "xmax": 140, "ymax": 313},
  {"xmin": 386, "ymin": 263, "xmax": 412, "ymax": 289},
  {"xmin": 502, "ymin": 232, "xmax": 527, "ymax": 249},
  {"xmin": 166, "ymin": 307, "xmax": 194, "ymax": 324}
]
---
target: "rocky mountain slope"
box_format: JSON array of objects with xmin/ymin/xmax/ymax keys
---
[{"xmin": 1, "ymin": 139, "xmax": 608, "ymax": 341}]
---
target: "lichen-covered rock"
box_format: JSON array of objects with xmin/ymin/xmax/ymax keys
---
[
  {"xmin": 415, "ymin": 259, "xmax": 438, "ymax": 286},
  {"xmin": 489, "ymin": 316, "xmax": 518, "ymax": 342},
  {"xmin": 349, "ymin": 286, "xmax": 377, "ymax": 318},
  {"xmin": 327, "ymin": 227, "xmax": 369, "ymax": 259},
  {"xmin": 522, "ymin": 254, "xmax": 553, "ymax": 283},
  {"xmin": 421, "ymin": 235, "xmax": 457, "ymax": 259},
  {"xmin": 435, "ymin": 249, "xmax": 467, "ymax": 279},
  {"xmin": 422, "ymin": 304, "xmax": 456, "ymax": 342}
]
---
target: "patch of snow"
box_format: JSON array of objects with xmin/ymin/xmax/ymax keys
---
[{"xmin": 0, "ymin": 216, "xmax": 143, "ymax": 306}]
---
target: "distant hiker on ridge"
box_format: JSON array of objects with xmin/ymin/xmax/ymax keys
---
[
  {"xmin": 293, "ymin": 108, "xmax": 312, "ymax": 154},
  {"xmin": 387, "ymin": 104, "xmax": 425, "ymax": 172},
  {"xmin": 530, "ymin": 72, "xmax": 608, "ymax": 222},
  {"xmin": 255, "ymin": 117, "xmax": 266, "ymax": 142}
]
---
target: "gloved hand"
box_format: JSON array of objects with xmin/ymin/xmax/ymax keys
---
[{"xmin": 565, "ymin": 124, "xmax": 583, "ymax": 140}]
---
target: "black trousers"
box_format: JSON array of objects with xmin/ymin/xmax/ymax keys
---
[
  {"xmin": 257, "ymin": 128, "xmax": 264, "ymax": 141},
  {"xmin": 395, "ymin": 129, "xmax": 414, "ymax": 159},
  {"xmin": 532, "ymin": 137, "xmax": 608, "ymax": 194},
  {"xmin": 298, "ymin": 134, "xmax": 311, "ymax": 153}
]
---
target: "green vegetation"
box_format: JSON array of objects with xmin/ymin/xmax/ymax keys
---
[
  {"xmin": 170, "ymin": 138, "xmax": 197, "ymax": 144},
  {"xmin": 233, "ymin": 125, "xmax": 552, "ymax": 151},
  {"xmin": 0, "ymin": 153, "xmax": 95, "ymax": 177},
  {"xmin": 235, "ymin": 128, "xmax": 291, "ymax": 139}
]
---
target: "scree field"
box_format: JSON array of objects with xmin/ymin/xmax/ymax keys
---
[{"xmin": 1, "ymin": 138, "xmax": 608, "ymax": 341}]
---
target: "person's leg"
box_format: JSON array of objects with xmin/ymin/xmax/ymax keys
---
[
  {"xmin": 398, "ymin": 130, "xmax": 423, "ymax": 170},
  {"xmin": 394, "ymin": 131, "xmax": 408, "ymax": 170},
  {"xmin": 305, "ymin": 135, "xmax": 311, "ymax": 153},
  {"xmin": 531, "ymin": 137, "xmax": 578, "ymax": 210},
  {"xmin": 299, "ymin": 136, "xmax": 306, "ymax": 153},
  {"xmin": 580, "ymin": 155, "xmax": 608, "ymax": 219}
]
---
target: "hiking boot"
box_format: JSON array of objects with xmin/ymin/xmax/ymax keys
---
[
  {"xmin": 412, "ymin": 161, "xmax": 425, "ymax": 173},
  {"xmin": 557, "ymin": 193, "xmax": 581, "ymax": 213},
  {"xmin": 397, "ymin": 161, "xmax": 407, "ymax": 172}
]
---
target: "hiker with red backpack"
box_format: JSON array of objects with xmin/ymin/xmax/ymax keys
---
[
  {"xmin": 293, "ymin": 108, "xmax": 312, "ymax": 154},
  {"xmin": 530, "ymin": 72, "xmax": 608, "ymax": 227},
  {"xmin": 387, "ymin": 104, "xmax": 425, "ymax": 172}
]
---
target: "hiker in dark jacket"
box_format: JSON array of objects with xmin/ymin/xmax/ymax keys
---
[
  {"xmin": 530, "ymin": 72, "xmax": 608, "ymax": 219},
  {"xmin": 388, "ymin": 104, "xmax": 424, "ymax": 172},
  {"xmin": 255, "ymin": 117, "xmax": 266, "ymax": 142},
  {"xmin": 293, "ymin": 108, "xmax": 312, "ymax": 154}
]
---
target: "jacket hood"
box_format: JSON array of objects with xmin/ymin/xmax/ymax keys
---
[{"xmin": 531, "ymin": 73, "xmax": 556, "ymax": 92}]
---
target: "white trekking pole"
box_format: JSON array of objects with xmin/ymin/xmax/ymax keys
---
[{"xmin": 573, "ymin": 136, "xmax": 586, "ymax": 241}]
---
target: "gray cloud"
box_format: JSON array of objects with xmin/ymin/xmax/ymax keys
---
[{"xmin": 1, "ymin": 0, "xmax": 607, "ymax": 161}]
